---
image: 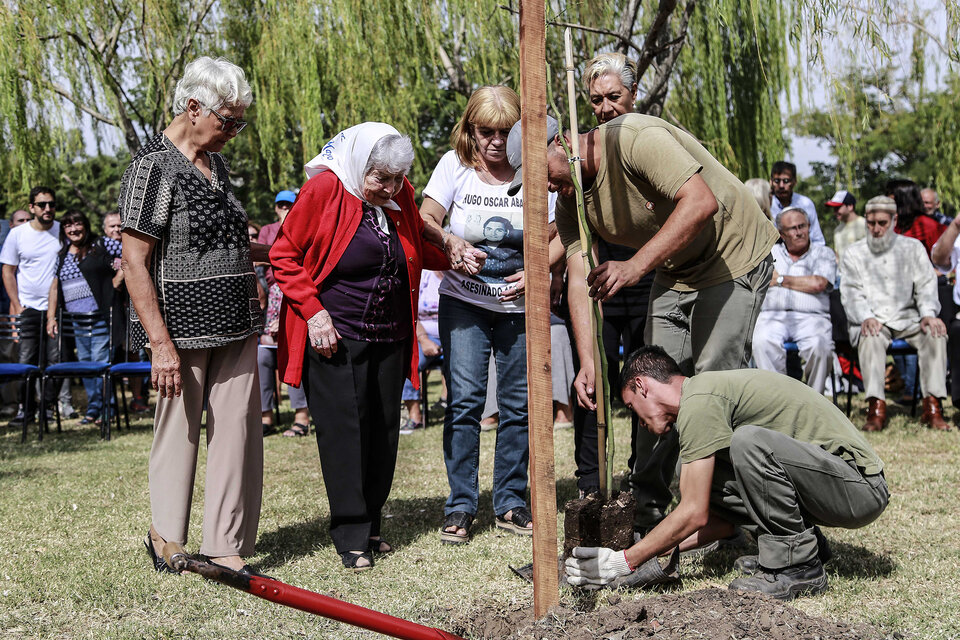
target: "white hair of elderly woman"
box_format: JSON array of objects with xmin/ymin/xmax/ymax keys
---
[
  {"xmin": 173, "ymin": 56, "xmax": 253, "ymax": 115},
  {"xmin": 582, "ymin": 52, "xmax": 638, "ymax": 92},
  {"xmin": 364, "ymin": 134, "xmax": 415, "ymax": 177}
]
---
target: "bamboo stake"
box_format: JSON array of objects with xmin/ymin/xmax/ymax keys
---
[
  {"xmin": 561, "ymin": 28, "xmax": 614, "ymax": 498},
  {"xmin": 518, "ymin": 0, "xmax": 559, "ymax": 618}
]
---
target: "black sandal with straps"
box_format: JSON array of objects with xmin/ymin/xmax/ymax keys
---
[
  {"xmin": 439, "ymin": 511, "xmax": 474, "ymax": 545},
  {"xmin": 340, "ymin": 550, "xmax": 374, "ymax": 572},
  {"xmin": 496, "ymin": 506, "xmax": 533, "ymax": 536}
]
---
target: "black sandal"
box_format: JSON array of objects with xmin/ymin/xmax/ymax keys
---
[
  {"xmin": 282, "ymin": 422, "xmax": 310, "ymax": 437},
  {"xmin": 496, "ymin": 506, "xmax": 533, "ymax": 536},
  {"xmin": 143, "ymin": 532, "xmax": 179, "ymax": 575},
  {"xmin": 368, "ymin": 537, "xmax": 394, "ymax": 555},
  {"xmin": 340, "ymin": 550, "xmax": 374, "ymax": 572},
  {"xmin": 439, "ymin": 511, "xmax": 474, "ymax": 545}
]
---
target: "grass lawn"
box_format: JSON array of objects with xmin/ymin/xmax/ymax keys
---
[{"xmin": 0, "ymin": 385, "xmax": 958, "ymax": 639}]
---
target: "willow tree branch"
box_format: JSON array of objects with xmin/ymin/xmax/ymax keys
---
[
  {"xmin": 635, "ymin": 0, "xmax": 678, "ymax": 80},
  {"xmin": 61, "ymin": 173, "xmax": 107, "ymax": 217},
  {"xmin": 499, "ymin": 4, "xmax": 645, "ymax": 57},
  {"xmin": 23, "ymin": 74, "xmax": 118, "ymax": 126},
  {"xmin": 636, "ymin": 0, "xmax": 696, "ymax": 114}
]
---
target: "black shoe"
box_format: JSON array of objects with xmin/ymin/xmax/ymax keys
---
[
  {"xmin": 728, "ymin": 559, "xmax": 828, "ymax": 600},
  {"xmin": 144, "ymin": 533, "xmax": 179, "ymax": 575},
  {"xmin": 735, "ymin": 528, "xmax": 832, "ymax": 575}
]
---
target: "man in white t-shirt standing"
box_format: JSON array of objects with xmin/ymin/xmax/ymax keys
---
[
  {"xmin": 0, "ymin": 186, "xmax": 62, "ymax": 424},
  {"xmin": 770, "ymin": 161, "xmax": 826, "ymax": 246}
]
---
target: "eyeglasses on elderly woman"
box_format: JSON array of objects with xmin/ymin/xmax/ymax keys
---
[{"xmin": 210, "ymin": 108, "xmax": 248, "ymax": 134}]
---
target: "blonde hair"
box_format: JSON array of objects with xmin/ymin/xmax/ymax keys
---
[
  {"xmin": 451, "ymin": 86, "xmax": 521, "ymax": 168},
  {"xmin": 582, "ymin": 52, "xmax": 638, "ymax": 92}
]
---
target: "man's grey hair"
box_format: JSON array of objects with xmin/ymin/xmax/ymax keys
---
[
  {"xmin": 173, "ymin": 56, "xmax": 253, "ymax": 115},
  {"xmin": 364, "ymin": 134, "xmax": 415, "ymax": 177},
  {"xmin": 582, "ymin": 52, "xmax": 638, "ymax": 92},
  {"xmin": 921, "ymin": 187, "xmax": 940, "ymax": 205},
  {"xmin": 775, "ymin": 205, "xmax": 807, "ymax": 230}
]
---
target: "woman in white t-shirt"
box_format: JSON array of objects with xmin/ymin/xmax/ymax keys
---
[{"xmin": 420, "ymin": 86, "xmax": 556, "ymax": 544}]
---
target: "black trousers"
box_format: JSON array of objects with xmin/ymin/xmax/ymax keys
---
[
  {"xmin": 569, "ymin": 313, "xmax": 646, "ymax": 493},
  {"xmin": 301, "ymin": 337, "xmax": 406, "ymax": 554},
  {"xmin": 18, "ymin": 307, "xmax": 60, "ymax": 415}
]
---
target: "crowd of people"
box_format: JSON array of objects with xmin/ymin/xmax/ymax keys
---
[{"xmin": 3, "ymin": 53, "xmax": 954, "ymax": 602}]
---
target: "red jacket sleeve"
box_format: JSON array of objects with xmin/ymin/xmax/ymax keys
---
[{"xmin": 269, "ymin": 175, "xmax": 331, "ymax": 322}]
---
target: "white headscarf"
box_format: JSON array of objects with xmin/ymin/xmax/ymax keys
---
[{"xmin": 304, "ymin": 122, "xmax": 401, "ymax": 233}]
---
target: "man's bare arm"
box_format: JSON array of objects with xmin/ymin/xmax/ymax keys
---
[
  {"xmin": 587, "ymin": 174, "xmax": 718, "ymax": 301},
  {"xmin": 624, "ymin": 455, "xmax": 715, "ymax": 569}
]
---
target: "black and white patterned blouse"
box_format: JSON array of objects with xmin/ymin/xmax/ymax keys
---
[{"xmin": 118, "ymin": 134, "xmax": 263, "ymax": 350}]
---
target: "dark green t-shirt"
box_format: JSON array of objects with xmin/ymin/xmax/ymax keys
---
[{"xmin": 675, "ymin": 370, "xmax": 883, "ymax": 475}]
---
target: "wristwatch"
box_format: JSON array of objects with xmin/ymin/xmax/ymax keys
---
[{"xmin": 776, "ymin": 275, "xmax": 785, "ymax": 287}]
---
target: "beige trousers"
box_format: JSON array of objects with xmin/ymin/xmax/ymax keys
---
[
  {"xmin": 849, "ymin": 322, "xmax": 948, "ymax": 401},
  {"xmin": 149, "ymin": 334, "xmax": 262, "ymax": 557}
]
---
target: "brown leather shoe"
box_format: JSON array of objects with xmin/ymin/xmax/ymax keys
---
[
  {"xmin": 920, "ymin": 397, "xmax": 951, "ymax": 431},
  {"xmin": 864, "ymin": 398, "xmax": 887, "ymax": 431}
]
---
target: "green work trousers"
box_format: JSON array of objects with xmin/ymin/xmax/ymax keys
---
[
  {"xmin": 709, "ymin": 425, "xmax": 889, "ymax": 569},
  {"xmin": 629, "ymin": 256, "xmax": 773, "ymax": 529}
]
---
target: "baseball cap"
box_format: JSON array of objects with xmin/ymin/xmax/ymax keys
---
[
  {"xmin": 275, "ymin": 190, "xmax": 297, "ymax": 204},
  {"xmin": 506, "ymin": 115, "xmax": 560, "ymax": 197},
  {"xmin": 825, "ymin": 190, "xmax": 856, "ymax": 207}
]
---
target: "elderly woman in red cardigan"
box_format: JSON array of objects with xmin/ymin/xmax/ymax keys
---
[{"xmin": 270, "ymin": 123, "xmax": 470, "ymax": 571}]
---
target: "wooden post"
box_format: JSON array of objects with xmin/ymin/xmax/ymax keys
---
[
  {"xmin": 562, "ymin": 28, "xmax": 609, "ymax": 498},
  {"xmin": 518, "ymin": 0, "xmax": 559, "ymax": 618}
]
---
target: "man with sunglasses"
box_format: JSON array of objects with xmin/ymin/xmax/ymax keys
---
[
  {"xmin": 0, "ymin": 186, "xmax": 64, "ymax": 424},
  {"xmin": 770, "ymin": 161, "xmax": 826, "ymax": 245}
]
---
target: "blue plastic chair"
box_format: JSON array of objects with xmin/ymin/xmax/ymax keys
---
[
  {"xmin": 108, "ymin": 359, "xmax": 152, "ymax": 436},
  {"xmin": 0, "ymin": 314, "xmax": 44, "ymax": 442},
  {"xmin": 41, "ymin": 310, "xmax": 113, "ymax": 440}
]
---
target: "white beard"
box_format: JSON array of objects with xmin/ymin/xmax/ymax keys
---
[{"xmin": 867, "ymin": 228, "xmax": 896, "ymax": 254}]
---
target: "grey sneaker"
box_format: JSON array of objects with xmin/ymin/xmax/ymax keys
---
[
  {"xmin": 60, "ymin": 402, "xmax": 79, "ymax": 420},
  {"xmin": 728, "ymin": 559, "xmax": 828, "ymax": 600}
]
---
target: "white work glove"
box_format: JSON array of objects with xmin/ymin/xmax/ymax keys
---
[{"xmin": 564, "ymin": 547, "xmax": 632, "ymax": 586}]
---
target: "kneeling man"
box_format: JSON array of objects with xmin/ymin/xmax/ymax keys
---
[
  {"xmin": 753, "ymin": 206, "xmax": 837, "ymax": 392},
  {"xmin": 565, "ymin": 346, "xmax": 888, "ymax": 600}
]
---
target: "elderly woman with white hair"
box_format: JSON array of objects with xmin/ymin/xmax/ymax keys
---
[
  {"xmin": 270, "ymin": 123, "xmax": 452, "ymax": 571},
  {"xmin": 120, "ymin": 56, "xmax": 269, "ymax": 576}
]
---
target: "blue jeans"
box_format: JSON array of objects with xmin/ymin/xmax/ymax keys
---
[
  {"xmin": 75, "ymin": 319, "xmax": 111, "ymax": 417},
  {"xmin": 439, "ymin": 295, "xmax": 528, "ymax": 517}
]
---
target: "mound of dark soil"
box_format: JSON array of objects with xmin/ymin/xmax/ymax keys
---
[{"xmin": 456, "ymin": 588, "xmax": 899, "ymax": 639}]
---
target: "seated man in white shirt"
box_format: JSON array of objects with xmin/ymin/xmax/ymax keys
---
[
  {"xmin": 753, "ymin": 207, "xmax": 836, "ymax": 393},
  {"xmin": 840, "ymin": 196, "xmax": 949, "ymax": 431}
]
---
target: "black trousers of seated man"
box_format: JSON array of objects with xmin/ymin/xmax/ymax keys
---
[
  {"xmin": 301, "ymin": 337, "xmax": 406, "ymax": 555},
  {"xmin": 707, "ymin": 425, "xmax": 889, "ymax": 569}
]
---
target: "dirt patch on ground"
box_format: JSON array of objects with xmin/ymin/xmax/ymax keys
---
[{"xmin": 456, "ymin": 587, "xmax": 900, "ymax": 639}]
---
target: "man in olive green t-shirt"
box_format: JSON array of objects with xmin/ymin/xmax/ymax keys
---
[
  {"xmin": 564, "ymin": 346, "xmax": 889, "ymax": 601},
  {"xmin": 507, "ymin": 113, "xmax": 779, "ymax": 532}
]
